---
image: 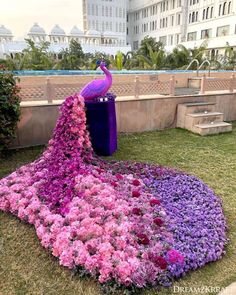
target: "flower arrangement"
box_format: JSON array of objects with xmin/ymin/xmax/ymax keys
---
[{"xmin": 0, "ymin": 93, "xmax": 227, "ymax": 294}]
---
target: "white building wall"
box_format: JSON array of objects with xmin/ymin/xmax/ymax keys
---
[
  {"xmin": 128, "ymin": 0, "xmax": 236, "ymax": 53},
  {"xmin": 127, "ymin": 0, "xmax": 185, "ymax": 51},
  {"xmin": 83, "ymin": 0, "xmax": 127, "ymax": 45}
]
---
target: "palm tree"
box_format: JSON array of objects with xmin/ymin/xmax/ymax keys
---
[
  {"xmin": 224, "ymin": 43, "xmax": 236, "ymax": 69},
  {"xmin": 137, "ymin": 45, "xmax": 165, "ymax": 70}
]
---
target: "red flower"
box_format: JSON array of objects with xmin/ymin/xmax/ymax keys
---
[
  {"xmin": 132, "ymin": 190, "xmax": 141, "ymax": 198},
  {"xmin": 152, "ymin": 256, "xmax": 167, "ymax": 270},
  {"xmin": 132, "ymin": 179, "xmax": 140, "ymax": 186},
  {"xmin": 153, "ymin": 217, "xmax": 164, "ymax": 226},
  {"xmin": 136, "ymin": 233, "xmax": 150, "ymax": 245},
  {"xmin": 150, "ymin": 199, "xmax": 161, "ymax": 206},
  {"xmin": 132, "ymin": 208, "xmax": 142, "ymax": 215},
  {"xmin": 111, "ymin": 181, "xmax": 118, "ymax": 187},
  {"xmin": 116, "ymin": 174, "xmax": 123, "ymax": 180}
]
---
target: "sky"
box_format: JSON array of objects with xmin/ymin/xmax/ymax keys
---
[{"xmin": 1, "ymin": 0, "xmax": 83, "ymax": 39}]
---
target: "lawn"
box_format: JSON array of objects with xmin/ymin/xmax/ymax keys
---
[{"xmin": 0, "ymin": 123, "xmax": 236, "ymax": 295}]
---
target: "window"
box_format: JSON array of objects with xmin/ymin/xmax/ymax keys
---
[
  {"xmin": 159, "ymin": 36, "xmax": 167, "ymax": 46},
  {"xmin": 210, "ymin": 7, "xmax": 213, "ymax": 18},
  {"xmin": 189, "ymin": 13, "xmax": 192, "ymax": 23},
  {"xmin": 133, "ymin": 41, "xmax": 139, "ymax": 50},
  {"xmin": 201, "ymin": 29, "xmax": 212, "ymax": 39},
  {"xmin": 217, "ymin": 25, "xmax": 230, "ymax": 36},
  {"xmin": 177, "ymin": 13, "xmax": 181, "ymax": 25},
  {"xmin": 187, "ymin": 32, "xmax": 197, "ymax": 41},
  {"xmin": 206, "ymin": 7, "xmax": 209, "ymax": 19},
  {"xmin": 176, "ymin": 34, "xmax": 180, "ymax": 44},
  {"xmin": 228, "ymin": 2, "xmax": 231, "ymax": 14},
  {"xmin": 223, "ymin": 2, "xmax": 227, "ymax": 15},
  {"xmin": 169, "ymin": 34, "xmax": 174, "ymax": 45}
]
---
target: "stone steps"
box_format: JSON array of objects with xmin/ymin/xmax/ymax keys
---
[
  {"xmin": 193, "ymin": 122, "xmax": 232, "ymax": 135},
  {"xmin": 185, "ymin": 112, "xmax": 224, "ymax": 129},
  {"xmin": 177, "ymin": 102, "xmax": 232, "ymax": 135}
]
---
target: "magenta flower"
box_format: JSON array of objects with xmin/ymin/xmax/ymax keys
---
[
  {"xmin": 150, "ymin": 199, "xmax": 161, "ymax": 206},
  {"xmin": 132, "ymin": 190, "xmax": 141, "ymax": 198},
  {"xmin": 136, "ymin": 233, "xmax": 150, "ymax": 245},
  {"xmin": 132, "ymin": 179, "xmax": 140, "ymax": 186},
  {"xmin": 153, "ymin": 217, "xmax": 164, "ymax": 226}
]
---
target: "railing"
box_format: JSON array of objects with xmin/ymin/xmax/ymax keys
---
[
  {"xmin": 18, "ymin": 76, "xmax": 176, "ymax": 103},
  {"xmin": 186, "ymin": 59, "xmax": 211, "ymax": 77},
  {"xmin": 198, "ymin": 60, "xmax": 211, "ymax": 77},
  {"xmin": 200, "ymin": 74, "xmax": 236, "ymax": 94},
  {"xmin": 186, "ymin": 59, "xmax": 200, "ymax": 76}
]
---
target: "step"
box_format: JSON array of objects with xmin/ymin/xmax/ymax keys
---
[
  {"xmin": 175, "ymin": 87, "xmax": 199, "ymax": 96},
  {"xmin": 177, "ymin": 102, "xmax": 216, "ymax": 128},
  {"xmin": 185, "ymin": 112, "xmax": 224, "ymax": 130},
  {"xmin": 192, "ymin": 122, "xmax": 232, "ymax": 136}
]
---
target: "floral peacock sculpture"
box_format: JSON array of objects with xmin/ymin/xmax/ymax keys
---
[
  {"xmin": 80, "ymin": 60, "xmax": 112, "ymax": 101},
  {"xmin": 0, "ymin": 69, "xmax": 227, "ymax": 294}
]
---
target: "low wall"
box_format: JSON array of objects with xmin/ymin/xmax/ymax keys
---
[
  {"xmin": 11, "ymin": 92, "xmax": 236, "ymax": 148},
  {"xmin": 18, "ymin": 71, "xmax": 236, "ymax": 88}
]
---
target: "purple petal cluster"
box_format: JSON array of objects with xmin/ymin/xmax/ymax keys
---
[
  {"xmin": 0, "ymin": 93, "xmax": 227, "ymax": 293},
  {"xmin": 97, "ymin": 161, "xmax": 227, "ymax": 278}
]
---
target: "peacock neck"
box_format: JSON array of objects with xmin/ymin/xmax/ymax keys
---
[{"xmin": 101, "ymin": 66, "xmax": 112, "ymax": 86}]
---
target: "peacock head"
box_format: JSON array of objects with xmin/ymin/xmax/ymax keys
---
[
  {"xmin": 96, "ymin": 60, "xmax": 107, "ymax": 68},
  {"xmin": 96, "ymin": 60, "xmax": 101, "ymax": 66}
]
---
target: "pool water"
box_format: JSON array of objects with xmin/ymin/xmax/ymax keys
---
[{"xmin": 12, "ymin": 69, "xmax": 235, "ymax": 76}]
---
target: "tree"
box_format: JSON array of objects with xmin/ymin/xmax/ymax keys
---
[
  {"xmin": 22, "ymin": 39, "xmax": 54, "ymax": 70},
  {"xmin": 114, "ymin": 51, "xmax": 124, "ymax": 70},
  {"xmin": 165, "ymin": 45, "xmax": 190, "ymax": 69},
  {"xmin": 0, "ymin": 65, "xmax": 21, "ymax": 150},
  {"xmin": 56, "ymin": 39, "xmax": 85, "ymax": 70},
  {"xmin": 224, "ymin": 43, "xmax": 236, "ymax": 69},
  {"xmin": 137, "ymin": 45, "xmax": 166, "ymax": 70},
  {"xmin": 138, "ymin": 36, "xmax": 163, "ymax": 59}
]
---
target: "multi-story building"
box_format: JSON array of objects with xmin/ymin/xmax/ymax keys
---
[
  {"xmin": 127, "ymin": 0, "xmax": 185, "ymax": 50},
  {"xmin": 78, "ymin": 0, "xmax": 127, "ymax": 46},
  {"xmin": 1, "ymin": 1, "xmax": 236, "ymax": 60},
  {"xmin": 127, "ymin": 0, "xmax": 236, "ymax": 57}
]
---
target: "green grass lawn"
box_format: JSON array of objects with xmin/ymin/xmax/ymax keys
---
[{"xmin": 0, "ymin": 123, "xmax": 236, "ymax": 295}]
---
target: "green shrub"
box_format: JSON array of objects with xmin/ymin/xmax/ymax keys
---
[{"xmin": 0, "ymin": 65, "xmax": 21, "ymax": 151}]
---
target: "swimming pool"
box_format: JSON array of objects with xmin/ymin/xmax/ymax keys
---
[{"xmin": 12, "ymin": 69, "xmax": 235, "ymax": 76}]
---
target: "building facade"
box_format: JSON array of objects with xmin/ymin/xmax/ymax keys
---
[
  {"xmin": 1, "ymin": 1, "xmax": 236, "ymax": 60},
  {"xmin": 0, "ymin": 20, "xmax": 131, "ymax": 59},
  {"xmin": 127, "ymin": 0, "xmax": 236, "ymax": 56}
]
